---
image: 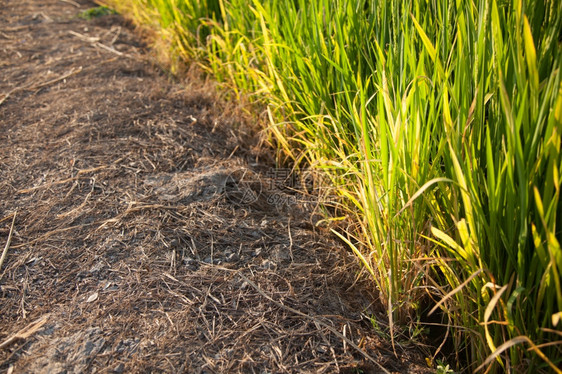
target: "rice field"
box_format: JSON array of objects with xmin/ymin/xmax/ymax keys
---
[{"xmin": 101, "ymin": 0, "xmax": 562, "ymax": 371}]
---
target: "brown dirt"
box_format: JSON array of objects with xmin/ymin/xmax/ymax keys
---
[{"xmin": 0, "ymin": 1, "xmax": 432, "ymax": 372}]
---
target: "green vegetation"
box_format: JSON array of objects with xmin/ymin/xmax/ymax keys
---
[
  {"xmin": 78, "ymin": 6, "xmax": 117, "ymax": 20},
  {"xmin": 101, "ymin": 0, "xmax": 562, "ymax": 371}
]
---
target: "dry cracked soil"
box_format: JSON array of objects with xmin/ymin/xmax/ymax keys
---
[{"xmin": 0, "ymin": 1, "xmax": 431, "ymax": 372}]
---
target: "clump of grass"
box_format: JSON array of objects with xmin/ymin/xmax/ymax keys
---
[
  {"xmin": 102, "ymin": 0, "xmax": 562, "ymax": 371},
  {"xmin": 78, "ymin": 6, "xmax": 117, "ymax": 20}
]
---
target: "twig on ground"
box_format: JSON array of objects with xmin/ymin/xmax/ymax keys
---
[
  {"xmin": 0, "ymin": 211, "xmax": 17, "ymax": 279},
  {"xmin": 69, "ymin": 30, "xmax": 128, "ymax": 57},
  {"xmin": 95, "ymin": 41, "xmax": 125, "ymax": 56},
  {"xmin": 17, "ymin": 165, "xmax": 107, "ymax": 194},
  {"xmin": 10, "ymin": 221, "xmax": 99, "ymax": 249},
  {"xmin": 0, "ymin": 67, "xmax": 83, "ymax": 107},
  {"xmin": 0, "ymin": 314, "xmax": 49, "ymax": 349},
  {"xmin": 0, "ymin": 92, "xmax": 11, "ymax": 106},
  {"xmin": 0, "ymin": 31, "xmax": 14, "ymax": 40},
  {"xmin": 68, "ymin": 30, "xmax": 100, "ymax": 43},
  {"xmin": 34, "ymin": 67, "xmax": 83, "ymax": 90},
  {"xmin": 109, "ymin": 27, "xmax": 121, "ymax": 45},
  {"xmin": 59, "ymin": 0, "xmax": 80, "ymax": 8},
  {"xmin": 287, "ymin": 218, "xmax": 294, "ymax": 262}
]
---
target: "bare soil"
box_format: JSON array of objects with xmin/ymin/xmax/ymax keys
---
[{"xmin": 0, "ymin": 1, "xmax": 431, "ymax": 372}]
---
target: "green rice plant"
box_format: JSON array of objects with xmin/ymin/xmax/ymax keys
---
[
  {"xmin": 101, "ymin": 0, "xmax": 562, "ymax": 371},
  {"xmin": 100, "ymin": 0, "xmax": 222, "ymax": 70},
  {"xmin": 421, "ymin": 0, "xmax": 562, "ymax": 370}
]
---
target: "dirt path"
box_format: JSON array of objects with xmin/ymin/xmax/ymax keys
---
[{"xmin": 0, "ymin": 1, "xmax": 429, "ymax": 372}]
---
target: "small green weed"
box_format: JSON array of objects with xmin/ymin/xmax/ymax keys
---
[
  {"xmin": 78, "ymin": 6, "xmax": 116, "ymax": 20},
  {"xmin": 435, "ymin": 360, "xmax": 455, "ymax": 374}
]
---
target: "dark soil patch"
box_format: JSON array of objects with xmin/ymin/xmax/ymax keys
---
[{"xmin": 0, "ymin": 1, "xmax": 431, "ymax": 372}]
